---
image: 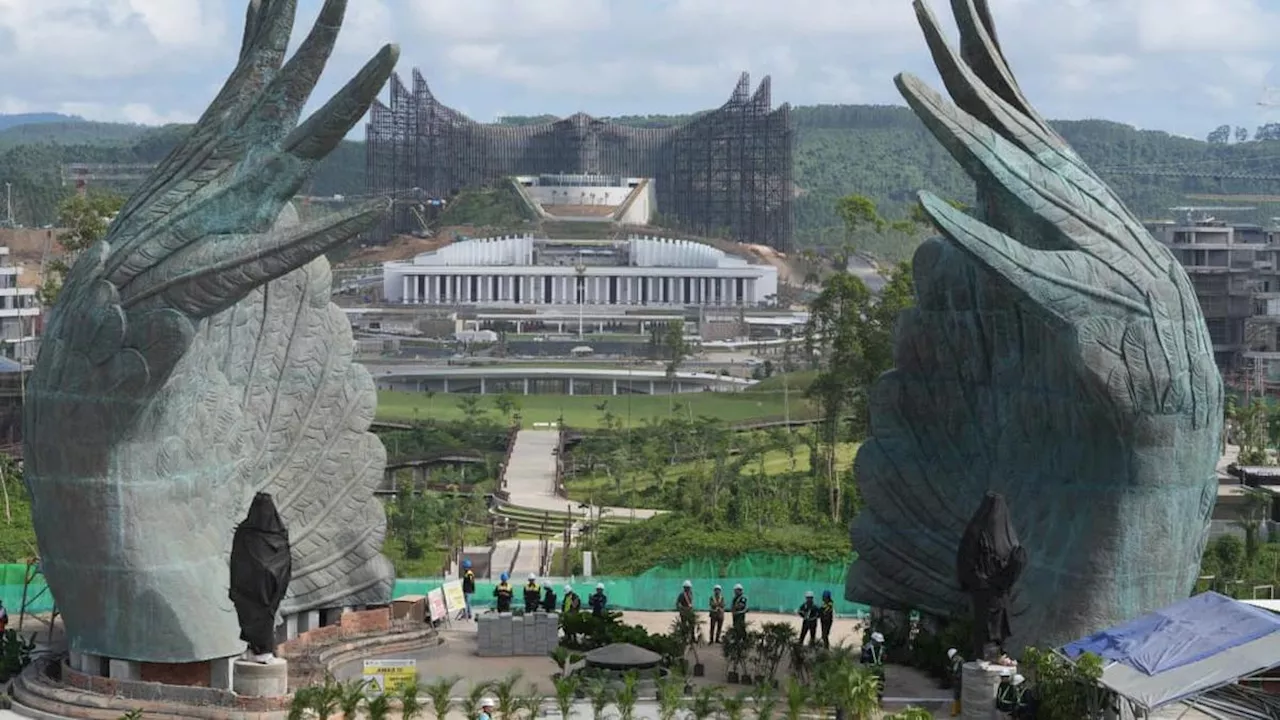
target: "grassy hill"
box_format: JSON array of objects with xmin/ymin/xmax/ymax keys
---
[{"xmin": 6, "ymin": 108, "xmax": 1280, "ymax": 254}]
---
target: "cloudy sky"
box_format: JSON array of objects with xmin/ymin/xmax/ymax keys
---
[{"xmin": 0, "ymin": 0, "xmax": 1277, "ymax": 140}]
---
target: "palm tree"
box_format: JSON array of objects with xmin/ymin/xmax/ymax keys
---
[
  {"xmin": 339, "ymin": 678, "xmax": 371, "ymax": 719},
  {"xmin": 399, "ymin": 679, "xmax": 426, "ymax": 720},
  {"xmin": 494, "ymin": 672, "xmax": 525, "ymax": 720},
  {"xmin": 615, "ymin": 671, "xmax": 639, "ymax": 720},
  {"xmin": 821, "ymin": 664, "xmax": 880, "ymax": 720},
  {"xmin": 719, "ymin": 691, "xmax": 748, "ymax": 720},
  {"xmin": 753, "ymin": 681, "xmax": 779, "ymax": 720},
  {"xmin": 425, "ymin": 676, "xmax": 461, "ymax": 720},
  {"xmin": 468, "ymin": 682, "xmax": 495, "ymax": 720},
  {"xmin": 686, "ymin": 687, "xmax": 720, "ymax": 720},
  {"xmin": 367, "ymin": 692, "xmax": 392, "ymax": 720},
  {"xmin": 313, "ymin": 676, "xmax": 343, "ymax": 720},
  {"xmin": 289, "ymin": 687, "xmax": 316, "ymax": 720},
  {"xmin": 655, "ymin": 672, "xmax": 684, "ymax": 720},
  {"xmin": 518, "ymin": 691, "xmax": 545, "ymax": 720},
  {"xmin": 587, "ymin": 678, "xmax": 612, "ymax": 720},
  {"xmin": 552, "ymin": 675, "xmax": 580, "ymax": 720},
  {"xmin": 782, "ymin": 679, "xmax": 807, "ymax": 720}
]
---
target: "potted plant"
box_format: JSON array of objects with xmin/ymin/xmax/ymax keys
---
[
  {"xmin": 425, "ymin": 676, "xmax": 460, "ymax": 720},
  {"xmin": 494, "ymin": 671, "xmax": 525, "ymax": 720},
  {"xmin": 338, "ymin": 678, "xmax": 371, "ymax": 719},
  {"xmin": 721, "ymin": 625, "xmax": 749, "ymax": 683},
  {"xmin": 549, "ymin": 674, "xmax": 577, "ymax": 720},
  {"xmin": 367, "ymin": 693, "xmax": 392, "ymax": 720},
  {"xmin": 655, "ymin": 672, "xmax": 684, "ymax": 720},
  {"xmin": 758, "ymin": 622, "xmax": 795, "ymax": 686},
  {"xmin": 587, "ymin": 678, "xmax": 612, "ymax": 720},
  {"xmin": 399, "ymin": 679, "xmax": 426, "ymax": 720},
  {"xmin": 615, "ymin": 671, "xmax": 639, "ymax": 720},
  {"xmin": 747, "ymin": 630, "xmax": 770, "ymax": 684},
  {"xmin": 819, "ymin": 662, "xmax": 880, "ymax": 720},
  {"xmin": 753, "ymin": 680, "xmax": 779, "ymax": 720},
  {"xmin": 686, "ymin": 686, "xmax": 720, "ymax": 720},
  {"xmin": 670, "ymin": 608, "xmax": 705, "ymax": 676},
  {"xmin": 550, "ymin": 647, "xmax": 585, "ymax": 679}
]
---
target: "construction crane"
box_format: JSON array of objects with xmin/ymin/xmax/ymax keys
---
[{"xmin": 60, "ymin": 163, "xmax": 157, "ymax": 196}]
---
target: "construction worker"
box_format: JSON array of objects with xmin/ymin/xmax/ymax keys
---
[
  {"xmin": 730, "ymin": 584, "xmax": 748, "ymax": 632},
  {"xmin": 494, "ymin": 572, "xmax": 513, "ymax": 613},
  {"xmin": 675, "ymin": 580, "xmax": 696, "ymax": 645},
  {"xmin": 589, "ymin": 583, "xmax": 608, "ymax": 617},
  {"xmin": 798, "ymin": 591, "xmax": 820, "ymax": 646},
  {"xmin": 523, "ymin": 574, "xmax": 541, "ymax": 613},
  {"xmin": 708, "ymin": 585, "xmax": 726, "ymax": 643},
  {"xmin": 819, "ymin": 590, "xmax": 834, "ymax": 648},
  {"xmin": 948, "ymin": 648, "xmax": 963, "ymax": 716},
  {"xmin": 478, "ymin": 697, "xmax": 496, "ymax": 720},
  {"xmin": 861, "ymin": 631, "xmax": 886, "ymax": 698},
  {"xmin": 562, "ymin": 584, "xmax": 582, "ymax": 614},
  {"xmin": 542, "ymin": 583, "xmax": 558, "ymax": 613},
  {"xmin": 461, "ymin": 560, "xmax": 476, "ymax": 619},
  {"xmin": 995, "ymin": 674, "xmax": 1033, "ymax": 719}
]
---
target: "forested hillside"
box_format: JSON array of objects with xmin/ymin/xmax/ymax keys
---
[{"xmin": 5, "ymin": 107, "xmax": 1280, "ymax": 244}]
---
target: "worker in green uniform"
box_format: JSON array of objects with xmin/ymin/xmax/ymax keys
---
[
  {"xmin": 797, "ymin": 591, "xmax": 820, "ymax": 646},
  {"xmin": 708, "ymin": 585, "xmax": 726, "ymax": 643},
  {"xmin": 588, "ymin": 583, "xmax": 608, "ymax": 617},
  {"xmin": 561, "ymin": 584, "xmax": 582, "ymax": 614},
  {"xmin": 730, "ymin": 584, "xmax": 748, "ymax": 632},
  {"xmin": 523, "ymin": 573, "xmax": 541, "ymax": 613},
  {"xmin": 860, "ymin": 631, "xmax": 886, "ymax": 699},
  {"xmin": 996, "ymin": 674, "xmax": 1033, "ymax": 719},
  {"xmin": 948, "ymin": 648, "xmax": 963, "ymax": 716}
]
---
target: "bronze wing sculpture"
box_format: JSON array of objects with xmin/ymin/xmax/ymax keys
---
[
  {"xmin": 24, "ymin": 0, "xmax": 398, "ymax": 663},
  {"xmin": 845, "ymin": 0, "xmax": 1222, "ymax": 651}
]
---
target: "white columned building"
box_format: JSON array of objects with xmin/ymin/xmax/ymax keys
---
[{"xmin": 383, "ymin": 234, "xmax": 779, "ymax": 310}]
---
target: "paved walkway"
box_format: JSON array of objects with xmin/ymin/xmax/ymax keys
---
[{"xmin": 502, "ymin": 430, "xmax": 659, "ymax": 519}]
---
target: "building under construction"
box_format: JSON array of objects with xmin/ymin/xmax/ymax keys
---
[{"xmin": 365, "ymin": 69, "xmax": 794, "ymax": 250}]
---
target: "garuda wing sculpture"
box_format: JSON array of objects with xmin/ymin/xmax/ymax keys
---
[
  {"xmin": 845, "ymin": 0, "xmax": 1222, "ymax": 651},
  {"xmin": 24, "ymin": 0, "xmax": 398, "ymax": 663}
]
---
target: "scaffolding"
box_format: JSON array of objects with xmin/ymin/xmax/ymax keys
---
[
  {"xmin": 365, "ymin": 69, "xmax": 794, "ymax": 250},
  {"xmin": 17, "ymin": 556, "xmax": 57, "ymax": 643}
]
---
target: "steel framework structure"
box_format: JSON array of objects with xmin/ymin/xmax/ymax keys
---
[{"xmin": 366, "ymin": 69, "xmax": 794, "ymax": 249}]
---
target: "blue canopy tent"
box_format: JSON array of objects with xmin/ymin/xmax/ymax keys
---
[{"xmin": 1060, "ymin": 592, "xmax": 1280, "ymax": 712}]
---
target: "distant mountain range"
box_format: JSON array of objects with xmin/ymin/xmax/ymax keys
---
[{"xmin": 3, "ymin": 108, "xmax": 1280, "ymax": 261}]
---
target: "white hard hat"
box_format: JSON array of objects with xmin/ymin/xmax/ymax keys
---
[
  {"xmin": 947, "ymin": 648, "xmax": 957, "ymax": 659},
  {"xmin": 596, "ymin": 582, "xmax": 604, "ymax": 590},
  {"xmin": 529, "ymin": 573, "xmax": 536, "ymax": 581},
  {"xmin": 713, "ymin": 584, "xmax": 722, "ymax": 591},
  {"xmin": 804, "ymin": 590, "xmax": 814, "ymax": 598},
  {"xmin": 564, "ymin": 585, "xmax": 572, "ymax": 593},
  {"xmin": 683, "ymin": 580, "xmax": 692, "ymax": 588},
  {"xmin": 871, "ymin": 632, "xmax": 885, "ymax": 643},
  {"xmin": 481, "ymin": 698, "xmax": 496, "ymax": 708},
  {"xmin": 734, "ymin": 583, "xmax": 743, "ymax": 591},
  {"xmin": 1012, "ymin": 674, "xmax": 1025, "ymax": 686}
]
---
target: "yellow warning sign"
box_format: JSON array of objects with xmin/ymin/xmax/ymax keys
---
[{"xmin": 362, "ymin": 659, "xmax": 417, "ymax": 694}]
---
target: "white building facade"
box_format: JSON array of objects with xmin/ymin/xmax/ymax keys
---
[
  {"xmin": 383, "ymin": 234, "xmax": 778, "ymax": 308},
  {"xmin": 0, "ymin": 247, "xmax": 38, "ymax": 363}
]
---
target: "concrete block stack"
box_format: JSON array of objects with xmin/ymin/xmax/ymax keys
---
[{"xmin": 477, "ymin": 612, "xmax": 560, "ymax": 656}]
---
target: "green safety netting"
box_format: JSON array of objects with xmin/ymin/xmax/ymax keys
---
[
  {"xmin": 0, "ymin": 564, "xmax": 52, "ymax": 613},
  {"xmin": 637, "ymin": 554, "xmax": 852, "ymax": 585}
]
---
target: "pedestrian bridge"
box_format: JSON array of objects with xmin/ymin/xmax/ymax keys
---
[{"xmin": 370, "ymin": 364, "xmax": 756, "ymax": 395}]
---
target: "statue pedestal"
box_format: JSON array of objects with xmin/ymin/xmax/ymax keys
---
[
  {"xmin": 232, "ymin": 659, "xmax": 288, "ymax": 698},
  {"xmin": 960, "ymin": 660, "xmax": 1015, "ymax": 719}
]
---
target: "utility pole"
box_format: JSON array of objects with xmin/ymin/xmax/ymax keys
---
[{"xmin": 5, "ymin": 182, "xmax": 11, "ymax": 227}]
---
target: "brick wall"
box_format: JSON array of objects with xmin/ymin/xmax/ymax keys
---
[
  {"xmin": 61, "ymin": 662, "xmax": 288, "ymax": 712},
  {"xmin": 140, "ymin": 660, "xmax": 212, "ymax": 687},
  {"xmin": 278, "ymin": 606, "xmax": 391, "ymax": 654}
]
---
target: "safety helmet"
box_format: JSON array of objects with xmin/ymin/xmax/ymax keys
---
[
  {"xmin": 564, "ymin": 584, "xmax": 573, "ymax": 593},
  {"xmin": 529, "ymin": 573, "xmax": 537, "ymax": 581},
  {"xmin": 947, "ymin": 648, "xmax": 957, "ymax": 659},
  {"xmin": 733, "ymin": 583, "xmax": 743, "ymax": 591},
  {"xmin": 713, "ymin": 584, "xmax": 722, "ymax": 591},
  {"xmin": 462, "ymin": 559, "xmax": 472, "ymax": 569},
  {"xmin": 1012, "ymin": 674, "xmax": 1025, "ymax": 686},
  {"xmin": 682, "ymin": 580, "xmax": 692, "ymax": 588},
  {"xmin": 500, "ymin": 572, "xmax": 509, "ymax": 582},
  {"xmin": 596, "ymin": 582, "xmax": 605, "ymax": 590},
  {"xmin": 822, "ymin": 589, "xmax": 832, "ymax": 599},
  {"xmin": 481, "ymin": 698, "xmax": 496, "ymax": 708},
  {"xmin": 804, "ymin": 591, "xmax": 813, "ymax": 598},
  {"xmin": 871, "ymin": 632, "xmax": 884, "ymax": 643}
]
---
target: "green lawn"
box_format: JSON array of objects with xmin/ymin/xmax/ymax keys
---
[
  {"xmin": 564, "ymin": 441, "xmax": 859, "ymax": 501},
  {"xmin": 376, "ymin": 390, "xmax": 817, "ymax": 428}
]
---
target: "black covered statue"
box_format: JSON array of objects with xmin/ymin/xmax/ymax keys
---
[
  {"xmin": 957, "ymin": 492, "xmax": 1026, "ymax": 660},
  {"xmin": 229, "ymin": 493, "xmax": 292, "ymax": 663}
]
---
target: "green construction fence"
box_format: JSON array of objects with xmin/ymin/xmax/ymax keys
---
[{"xmin": 2, "ymin": 555, "xmax": 869, "ymax": 617}]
